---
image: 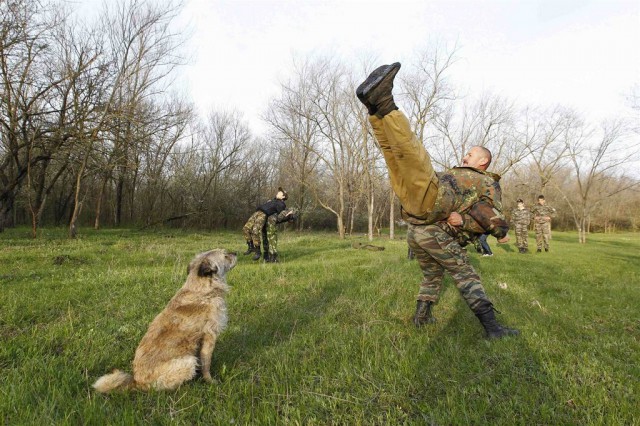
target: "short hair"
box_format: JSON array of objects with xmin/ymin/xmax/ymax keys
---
[
  {"xmin": 538, "ymin": 195, "xmax": 545, "ymax": 200},
  {"xmin": 475, "ymin": 146, "xmax": 492, "ymax": 168},
  {"xmin": 516, "ymin": 198, "xmax": 524, "ymax": 203}
]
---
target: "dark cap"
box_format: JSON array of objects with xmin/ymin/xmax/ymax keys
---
[{"xmin": 516, "ymin": 198, "xmax": 524, "ymax": 203}]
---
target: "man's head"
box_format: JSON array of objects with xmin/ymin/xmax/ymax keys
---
[
  {"xmin": 462, "ymin": 146, "xmax": 492, "ymax": 170},
  {"xmin": 517, "ymin": 198, "xmax": 524, "ymax": 208},
  {"xmin": 537, "ymin": 195, "xmax": 545, "ymax": 205},
  {"xmin": 276, "ymin": 187, "xmax": 288, "ymax": 200}
]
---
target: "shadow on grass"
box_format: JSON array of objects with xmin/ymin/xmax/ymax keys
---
[
  {"xmin": 497, "ymin": 243, "xmax": 516, "ymax": 253},
  {"xmin": 411, "ymin": 304, "xmax": 565, "ymax": 423},
  {"xmin": 211, "ymin": 281, "xmax": 342, "ymax": 375},
  {"xmin": 265, "ymin": 244, "xmax": 342, "ymax": 263}
]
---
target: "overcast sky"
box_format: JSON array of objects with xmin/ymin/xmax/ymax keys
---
[{"xmin": 77, "ymin": 0, "xmax": 640, "ymax": 135}]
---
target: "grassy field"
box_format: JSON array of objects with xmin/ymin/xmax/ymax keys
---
[{"xmin": 1, "ymin": 227, "xmax": 639, "ymax": 425}]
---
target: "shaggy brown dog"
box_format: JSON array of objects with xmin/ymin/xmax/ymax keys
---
[{"xmin": 93, "ymin": 249, "xmax": 237, "ymax": 392}]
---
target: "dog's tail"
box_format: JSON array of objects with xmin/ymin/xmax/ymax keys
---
[{"xmin": 92, "ymin": 369, "xmax": 136, "ymax": 393}]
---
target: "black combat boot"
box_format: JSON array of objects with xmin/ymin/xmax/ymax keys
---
[
  {"xmin": 545, "ymin": 248, "xmax": 549, "ymax": 252},
  {"xmin": 537, "ymin": 248, "xmax": 542, "ymax": 253},
  {"xmin": 413, "ymin": 300, "xmax": 436, "ymax": 327},
  {"xmin": 473, "ymin": 302, "xmax": 520, "ymax": 339},
  {"xmin": 243, "ymin": 241, "xmax": 255, "ymax": 255},
  {"xmin": 268, "ymin": 253, "xmax": 279, "ymax": 263},
  {"xmin": 252, "ymin": 246, "xmax": 262, "ymax": 261},
  {"xmin": 263, "ymin": 251, "xmax": 270, "ymax": 262},
  {"xmin": 356, "ymin": 62, "xmax": 401, "ymax": 118}
]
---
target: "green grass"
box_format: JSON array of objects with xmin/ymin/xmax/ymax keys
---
[{"xmin": 1, "ymin": 228, "xmax": 639, "ymax": 424}]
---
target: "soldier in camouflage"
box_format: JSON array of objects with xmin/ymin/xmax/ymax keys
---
[
  {"xmin": 357, "ymin": 62, "xmax": 519, "ymax": 339},
  {"xmin": 261, "ymin": 207, "xmax": 297, "ymax": 263},
  {"xmin": 510, "ymin": 198, "xmax": 531, "ymax": 253},
  {"xmin": 530, "ymin": 195, "xmax": 556, "ymax": 252},
  {"xmin": 242, "ymin": 188, "xmax": 288, "ymax": 260}
]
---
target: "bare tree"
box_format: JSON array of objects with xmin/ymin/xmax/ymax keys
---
[
  {"xmin": 0, "ymin": 0, "xmax": 66, "ymax": 232},
  {"xmin": 98, "ymin": 0, "xmax": 186, "ymax": 230},
  {"xmin": 272, "ymin": 57, "xmax": 362, "ymax": 238},
  {"xmin": 432, "ymin": 93, "xmax": 521, "ymax": 173},
  {"xmin": 400, "ymin": 43, "xmax": 458, "ymax": 144},
  {"xmin": 264, "ymin": 58, "xmax": 322, "ymax": 230},
  {"xmin": 556, "ymin": 118, "xmax": 639, "ymax": 243},
  {"xmin": 522, "ymin": 105, "xmax": 581, "ymax": 194}
]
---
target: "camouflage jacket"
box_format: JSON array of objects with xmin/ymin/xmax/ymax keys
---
[
  {"xmin": 268, "ymin": 207, "xmax": 298, "ymax": 225},
  {"xmin": 402, "ymin": 166, "xmax": 509, "ymax": 241},
  {"xmin": 510, "ymin": 207, "xmax": 531, "ymax": 226},
  {"xmin": 530, "ymin": 204, "xmax": 556, "ymax": 224}
]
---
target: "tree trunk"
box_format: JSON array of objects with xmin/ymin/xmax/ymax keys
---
[
  {"xmin": 367, "ymin": 190, "xmax": 374, "ymax": 242},
  {"xmin": 0, "ymin": 208, "xmax": 6, "ymax": 233},
  {"xmin": 69, "ymin": 155, "xmax": 89, "ymax": 239},
  {"xmin": 349, "ymin": 206, "xmax": 356, "ymax": 236},
  {"xmin": 389, "ymin": 189, "xmax": 395, "ymax": 240},
  {"xmin": 94, "ymin": 176, "xmax": 109, "ymax": 230},
  {"xmin": 337, "ymin": 215, "xmax": 345, "ymax": 239},
  {"xmin": 115, "ymin": 171, "xmax": 124, "ymax": 226}
]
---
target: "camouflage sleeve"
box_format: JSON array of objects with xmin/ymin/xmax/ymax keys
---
[
  {"xmin": 460, "ymin": 214, "xmax": 486, "ymax": 234},
  {"xmin": 531, "ymin": 205, "xmax": 541, "ymax": 217},
  {"xmin": 467, "ymin": 201, "xmax": 509, "ymax": 239},
  {"xmin": 471, "ymin": 177, "xmax": 508, "ymax": 238},
  {"xmin": 274, "ymin": 207, "xmax": 298, "ymax": 224}
]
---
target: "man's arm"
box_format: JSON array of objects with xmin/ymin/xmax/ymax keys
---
[
  {"xmin": 467, "ymin": 201, "xmax": 509, "ymax": 240},
  {"xmin": 274, "ymin": 208, "xmax": 297, "ymax": 224},
  {"xmin": 447, "ymin": 209, "xmax": 510, "ymax": 242}
]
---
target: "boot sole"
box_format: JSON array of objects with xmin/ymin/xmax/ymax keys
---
[{"xmin": 356, "ymin": 62, "xmax": 401, "ymax": 102}]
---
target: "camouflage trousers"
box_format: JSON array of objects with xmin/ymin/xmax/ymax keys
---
[
  {"xmin": 514, "ymin": 223, "xmax": 529, "ymax": 249},
  {"xmin": 407, "ymin": 223, "xmax": 492, "ymax": 311},
  {"xmin": 242, "ymin": 211, "xmax": 267, "ymax": 247},
  {"xmin": 261, "ymin": 215, "xmax": 278, "ymax": 255},
  {"xmin": 535, "ymin": 221, "xmax": 551, "ymax": 250}
]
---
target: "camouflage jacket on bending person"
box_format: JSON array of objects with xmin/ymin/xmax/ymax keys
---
[
  {"xmin": 401, "ymin": 166, "xmax": 509, "ymax": 241},
  {"xmin": 510, "ymin": 207, "xmax": 531, "ymax": 226},
  {"xmin": 530, "ymin": 204, "xmax": 556, "ymax": 224}
]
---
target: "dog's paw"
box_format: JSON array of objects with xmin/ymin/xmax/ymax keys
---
[{"xmin": 202, "ymin": 374, "xmax": 214, "ymax": 384}]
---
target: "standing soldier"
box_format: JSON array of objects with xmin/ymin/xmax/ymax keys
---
[
  {"xmin": 510, "ymin": 199, "xmax": 531, "ymax": 253},
  {"xmin": 530, "ymin": 195, "xmax": 556, "ymax": 252}
]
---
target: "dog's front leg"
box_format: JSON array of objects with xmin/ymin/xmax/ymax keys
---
[{"xmin": 200, "ymin": 333, "xmax": 217, "ymax": 383}]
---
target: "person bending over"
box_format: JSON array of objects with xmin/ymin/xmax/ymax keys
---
[{"xmin": 242, "ymin": 187, "xmax": 288, "ymax": 261}]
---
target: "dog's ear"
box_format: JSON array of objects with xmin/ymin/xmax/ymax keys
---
[{"xmin": 198, "ymin": 259, "xmax": 218, "ymax": 277}]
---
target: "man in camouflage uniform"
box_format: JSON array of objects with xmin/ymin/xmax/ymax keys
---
[
  {"xmin": 530, "ymin": 195, "xmax": 556, "ymax": 252},
  {"xmin": 510, "ymin": 198, "xmax": 531, "ymax": 253},
  {"xmin": 357, "ymin": 62, "xmax": 519, "ymax": 339},
  {"xmin": 261, "ymin": 207, "xmax": 297, "ymax": 263}
]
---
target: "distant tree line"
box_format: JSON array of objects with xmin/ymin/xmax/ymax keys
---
[{"xmin": 2, "ymin": 0, "xmax": 639, "ymax": 242}]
